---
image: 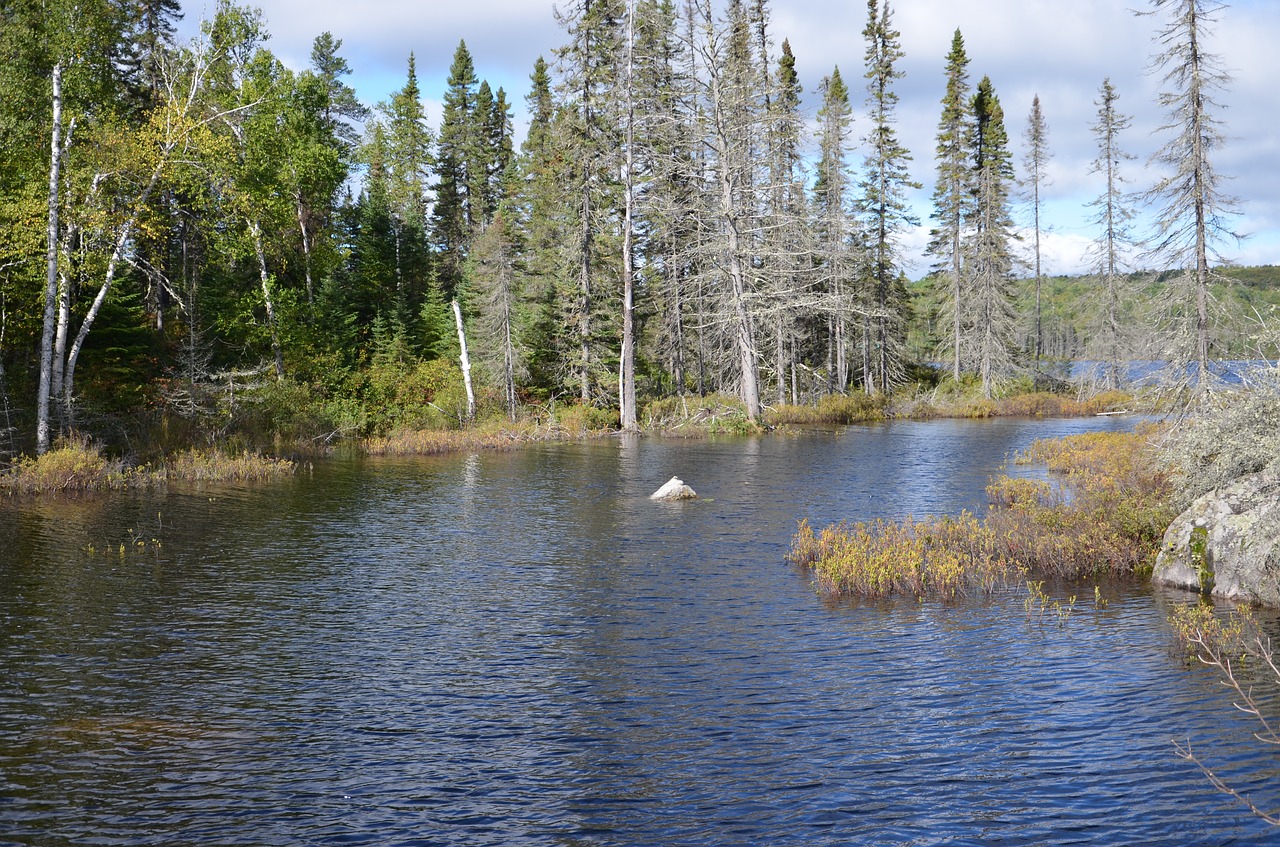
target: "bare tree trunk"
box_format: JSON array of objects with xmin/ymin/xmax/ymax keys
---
[
  {"xmin": 452, "ymin": 299, "xmax": 476, "ymax": 422},
  {"xmin": 619, "ymin": 0, "xmax": 638, "ymax": 431},
  {"xmin": 36, "ymin": 62, "xmax": 63, "ymax": 455}
]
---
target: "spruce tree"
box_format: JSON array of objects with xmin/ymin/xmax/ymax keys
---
[
  {"xmin": 1022, "ymin": 94, "xmax": 1051, "ymax": 367},
  {"xmin": 1085, "ymin": 78, "xmax": 1138, "ymax": 389},
  {"xmin": 434, "ymin": 40, "xmax": 482, "ymax": 301},
  {"xmin": 858, "ymin": 0, "xmax": 918, "ymax": 393},
  {"xmin": 814, "ymin": 67, "xmax": 855, "ymax": 392},
  {"xmin": 925, "ymin": 29, "xmax": 972, "ymax": 383},
  {"xmin": 966, "ymin": 75, "xmax": 1018, "ymax": 398},
  {"xmin": 1139, "ymin": 0, "xmax": 1239, "ymax": 393}
]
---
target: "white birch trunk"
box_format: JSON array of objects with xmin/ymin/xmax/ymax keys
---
[
  {"xmin": 36, "ymin": 61, "xmax": 63, "ymax": 454},
  {"xmin": 452, "ymin": 299, "xmax": 476, "ymax": 422}
]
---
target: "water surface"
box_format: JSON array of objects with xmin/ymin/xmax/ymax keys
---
[{"xmin": 2, "ymin": 416, "xmax": 1278, "ymax": 845}]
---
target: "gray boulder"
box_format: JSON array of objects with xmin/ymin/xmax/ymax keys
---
[
  {"xmin": 650, "ymin": 476, "xmax": 697, "ymax": 501},
  {"xmin": 1154, "ymin": 467, "xmax": 1280, "ymax": 606}
]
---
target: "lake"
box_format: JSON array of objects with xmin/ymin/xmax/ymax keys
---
[{"xmin": 2, "ymin": 416, "xmax": 1278, "ymax": 845}]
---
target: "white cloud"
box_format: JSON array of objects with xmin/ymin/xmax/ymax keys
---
[{"xmin": 177, "ymin": 0, "xmax": 1280, "ymax": 272}]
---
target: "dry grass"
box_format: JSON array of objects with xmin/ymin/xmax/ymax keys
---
[
  {"xmin": 1, "ymin": 440, "xmax": 295, "ymax": 495},
  {"xmin": 790, "ymin": 429, "xmax": 1175, "ymax": 599},
  {"xmin": 888, "ymin": 389, "xmax": 1134, "ymax": 421}
]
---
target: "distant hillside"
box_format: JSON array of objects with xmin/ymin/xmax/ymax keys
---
[{"xmin": 907, "ymin": 265, "xmax": 1280, "ymax": 363}]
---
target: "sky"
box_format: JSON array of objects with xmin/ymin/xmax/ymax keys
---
[{"xmin": 176, "ymin": 0, "xmax": 1280, "ymax": 277}]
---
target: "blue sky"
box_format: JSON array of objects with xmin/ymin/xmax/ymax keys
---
[{"xmin": 177, "ymin": 0, "xmax": 1279, "ymax": 277}]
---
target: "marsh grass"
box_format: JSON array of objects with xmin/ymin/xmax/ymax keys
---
[
  {"xmin": 790, "ymin": 429, "xmax": 1175, "ymax": 599},
  {"xmin": 888, "ymin": 388, "xmax": 1134, "ymax": 420},
  {"xmin": 1, "ymin": 439, "xmax": 294, "ymax": 495},
  {"xmin": 767, "ymin": 393, "xmax": 888, "ymax": 426}
]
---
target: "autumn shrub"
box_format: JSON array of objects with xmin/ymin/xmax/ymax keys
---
[
  {"xmin": 791, "ymin": 429, "xmax": 1176, "ymax": 598},
  {"xmin": 1, "ymin": 439, "xmax": 129, "ymax": 494},
  {"xmin": 552, "ymin": 402, "xmax": 618, "ymax": 434},
  {"xmin": 365, "ymin": 428, "xmax": 526, "ymax": 456},
  {"xmin": 789, "ymin": 513, "xmax": 1018, "ymax": 600},
  {"xmin": 359, "ymin": 358, "xmax": 470, "ymax": 434},
  {"xmin": 158, "ymin": 450, "xmax": 295, "ymax": 482}
]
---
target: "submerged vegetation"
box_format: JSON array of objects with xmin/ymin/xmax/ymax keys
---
[{"xmin": 789, "ymin": 429, "xmax": 1176, "ymax": 599}]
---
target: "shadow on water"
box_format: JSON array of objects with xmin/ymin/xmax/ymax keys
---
[{"xmin": 2, "ymin": 415, "xmax": 1278, "ymax": 845}]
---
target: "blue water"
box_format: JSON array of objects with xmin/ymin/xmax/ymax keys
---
[{"xmin": 2, "ymin": 416, "xmax": 1277, "ymax": 845}]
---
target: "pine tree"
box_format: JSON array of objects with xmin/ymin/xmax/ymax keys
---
[
  {"xmin": 434, "ymin": 41, "xmax": 482, "ymax": 301},
  {"xmin": 1085, "ymin": 78, "xmax": 1138, "ymax": 389},
  {"xmin": 926, "ymin": 29, "xmax": 972, "ymax": 383},
  {"xmin": 1139, "ymin": 0, "xmax": 1240, "ymax": 393},
  {"xmin": 966, "ymin": 75, "xmax": 1018, "ymax": 398},
  {"xmin": 814, "ymin": 66, "xmax": 856, "ymax": 393},
  {"xmin": 1022, "ymin": 94, "xmax": 1051, "ymax": 367},
  {"xmin": 310, "ymin": 32, "xmax": 369, "ymax": 155},
  {"xmin": 858, "ymin": 0, "xmax": 918, "ymax": 393}
]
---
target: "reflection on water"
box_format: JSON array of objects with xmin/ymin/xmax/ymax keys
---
[{"xmin": 1, "ymin": 416, "xmax": 1278, "ymax": 846}]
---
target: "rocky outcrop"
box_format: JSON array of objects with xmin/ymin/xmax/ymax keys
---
[
  {"xmin": 1154, "ymin": 467, "xmax": 1280, "ymax": 606},
  {"xmin": 650, "ymin": 476, "xmax": 697, "ymax": 501}
]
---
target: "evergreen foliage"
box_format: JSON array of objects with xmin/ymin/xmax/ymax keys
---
[{"xmin": 0, "ymin": 0, "xmax": 1267, "ymax": 454}]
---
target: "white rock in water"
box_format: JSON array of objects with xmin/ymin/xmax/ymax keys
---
[{"xmin": 650, "ymin": 476, "xmax": 698, "ymax": 501}]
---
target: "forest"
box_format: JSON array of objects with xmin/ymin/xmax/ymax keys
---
[{"xmin": 0, "ymin": 0, "xmax": 1264, "ymax": 460}]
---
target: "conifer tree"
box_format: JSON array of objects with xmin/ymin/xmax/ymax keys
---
[
  {"xmin": 765, "ymin": 37, "xmax": 807, "ymax": 404},
  {"xmin": 926, "ymin": 29, "xmax": 972, "ymax": 383},
  {"xmin": 690, "ymin": 0, "xmax": 765, "ymax": 419},
  {"xmin": 814, "ymin": 66, "xmax": 855, "ymax": 392},
  {"xmin": 1139, "ymin": 0, "xmax": 1239, "ymax": 392},
  {"xmin": 554, "ymin": 0, "xmax": 624, "ymax": 404},
  {"xmin": 1022, "ymin": 94, "xmax": 1051, "ymax": 366},
  {"xmin": 1085, "ymin": 78, "xmax": 1138, "ymax": 389},
  {"xmin": 858, "ymin": 0, "xmax": 918, "ymax": 393},
  {"xmin": 434, "ymin": 41, "xmax": 482, "ymax": 301},
  {"xmin": 511, "ymin": 56, "xmax": 569, "ymax": 397},
  {"xmin": 966, "ymin": 75, "xmax": 1018, "ymax": 397}
]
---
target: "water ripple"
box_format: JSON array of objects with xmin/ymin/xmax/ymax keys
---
[{"xmin": 2, "ymin": 418, "xmax": 1279, "ymax": 845}]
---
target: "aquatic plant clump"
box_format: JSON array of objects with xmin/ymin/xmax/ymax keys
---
[
  {"xmin": 792, "ymin": 430, "xmax": 1175, "ymax": 599},
  {"xmin": 788, "ymin": 513, "xmax": 1020, "ymax": 599},
  {"xmin": 1, "ymin": 441, "xmax": 295, "ymax": 494}
]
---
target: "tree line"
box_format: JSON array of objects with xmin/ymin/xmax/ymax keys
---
[{"xmin": 0, "ymin": 0, "xmax": 1242, "ymax": 455}]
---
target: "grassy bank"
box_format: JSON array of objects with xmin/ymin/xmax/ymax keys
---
[
  {"xmin": 789, "ymin": 428, "xmax": 1175, "ymax": 600},
  {"xmin": 2, "ymin": 378, "xmax": 1138, "ymax": 493}
]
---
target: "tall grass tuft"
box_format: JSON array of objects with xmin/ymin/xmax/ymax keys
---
[
  {"xmin": 789, "ymin": 513, "xmax": 1017, "ymax": 599},
  {"xmin": 157, "ymin": 450, "xmax": 295, "ymax": 482},
  {"xmin": 2, "ymin": 439, "xmax": 129, "ymax": 494},
  {"xmin": 1, "ymin": 441, "xmax": 295, "ymax": 494}
]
